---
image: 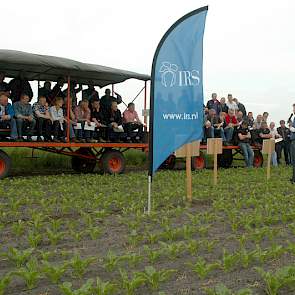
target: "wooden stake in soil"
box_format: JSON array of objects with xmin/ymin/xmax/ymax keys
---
[
  {"xmin": 175, "ymin": 141, "xmax": 200, "ymax": 202},
  {"xmin": 207, "ymin": 138, "xmax": 223, "ymax": 185},
  {"xmin": 262, "ymin": 139, "xmax": 275, "ymax": 181}
]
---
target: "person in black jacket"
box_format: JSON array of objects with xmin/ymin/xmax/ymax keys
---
[
  {"xmin": 234, "ymin": 98, "xmax": 247, "ymax": 117},
  {"xmin": 105, "ymin": 101, "xmax": 123, "ymax": 141},
  {"xmin": 91, "ymin": 99, "xmax": 107, "ymax": 142},
  {"xmin": 8, "ymin": 71, "xmax": 33, "ymax": 103},
  {"xmin": 100, "ymin": 89, "xmax": 122, "ymax": 116},
  {"xmin": 276, "ymin": 120, "xmax": 291, "ymax": 165}
]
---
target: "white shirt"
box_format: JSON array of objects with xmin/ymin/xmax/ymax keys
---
[
  {"xmin": 50, "ymin": 106, "xmax": 63, "ymax": 121},
  {"xmin": 226, "ymin": 101, "xmax": 238, "ymax": 111}
]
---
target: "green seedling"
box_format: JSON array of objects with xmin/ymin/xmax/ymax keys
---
[
  {"xmin": 119, "ymin": 269, "xmax": 146, "ymax": 295},
  {"xmin": 3, "ymin": 247, "xmax": 34, "ymax": 267},
  {"xmin": 161, "ymin": 226, "xmax": 181, "ymax": 242},
  {"xmin": 41, "ymin": 260, "xmax": 68, "ymax": 283},
  {"xmin": 103, "ymin": 250, "xmax": 123, "ymax": 272},
  {"xmin": 93, "ymin": 277, "xmax": 117, "ymax": 295},
  {"xmin": 27, "ymin": 230, "xmax": 42, "ymax": 248},
  {"xmin": 59, "ymin": 279, "xmax": 94, "ymax": 295},
  {"xmin": 0, "ymin": 273, "xmax": 12, "ymax": 295},
  {"xmin": 46, "ymin": 228, "xmax": 63, "ymax": 246},
  {"xmin": 68, "ymin": 254, "xmax": 96, "ymax": 278},
  {"xmin": 143, "ymin": 246, "xmax": 162, "ymax": 263},
  {"xmin": 181, "ymin": 224, "xmax": 196, "ymax": 240},
  {"xmin": 135, "ymin": 266, "xmax": 176, "ymax": 290},
  {"xmin": 220, "ymin": 249, "xmax": 239, "ymax": 272},
  {"xmin": 159, "ymin": 241, "xmax": 185, "ymax": 260},
  {"xmin": 186, "ymin": 239, "xmax": 201, "ymax": 255},
  {"xmin": 128, "ymin": 230, "xmax": 142, "ymax": 247},
  {"xmin": 239, "ymin": 248, "xmax": 258, "ymax": 268},
  {"xmin": 205, "ymin": 283, "xmax": 253, "ymax": 295},
  {"xmin": 13, "ymin": 258, "xmax": 43, "ymax": 289},
  {"xmin": 11, "ymin": 219, "xmax": 25, "ymax": 237},
  {"xmin": 122, "ymin": 252, "xmax": 143, "ymax": 267},
  {"xmin": 87, "ymin": 226, "xmax": 102, "ymax": 240},
  {"xmin": 145, "ymin": 232, "xmax": 160, "ymax": 244},
  {"xmin": 187, "ymin": 257, "xmax": 219, "ymax": 280}
]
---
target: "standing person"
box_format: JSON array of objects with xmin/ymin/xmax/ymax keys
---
[
  {"xmin": 0, "ymin": 93, "xmax": 18, "ymax": 140},
  {"xmin": 63, "ymin": 81, "xmax": 82, "ymax": 107},
  {"xmin": 289, "ymin": 104, "xmax": 295, "ymax": 183},
  {"xmin": 269, "ymin": 122, "xmax": 280, "ymax": 166},
  {"xmin": 224, "ymin": 109, "xmax": 239, "ymax": 144},
  {"xmin": 206, "ymin": 93, "xmax": 221, "ymax": 116},
  {"xmin": 254, "ymin": 121, "xmax": 272, "ymax": 146},
  {"xmin": 33, "ymin": 96, "xmax": 52, "ymax": 141},
  {"xmin": 233, "ymin": 98, "xmax": 247, "ymax": 117},
  {"xmin": 123, "ymin": 102, "xmax": 144, "ymax": 142},
  {"xmin": 276, "ymin": 120, "xmax": 291, "ymax": 165},
  {"xmin": 82, "ymin": 84, "xmax": 99, "ymax": 102},
  {"xmin": 38, "ymin": 81, "xmax": 52, "ymax": 100},
  {"xmin": 226, "ymin": 94, "xmax": 238, "ymax": 113},
  {"xmin": 220, "ymin": 97, "xmax": 228, "ymax": 113},
  {"xmin": 100, "ymin": 89, "xmax": 122, "ymax": 116},
  {"xmin": 13, "ymin": 93, "xmax": 36, "ymax": 141},
  {"xmin": 238, "ymin": 121, "xmax": 254, "ymax": 168},
  {"xmin": 262, "ymin": 112, "xmax": 269, "ymax": 123},
  {"xmin": 8, "ymin": 71, "xmax": 33, "ymax": 103},
  {"xmin": 247, "ymin": 112, "xmax": 255, "ymax": 128},
  {"xmin": 0, "ymin": 72, "xmax": 9, "ymax": 95},
  {"xmin": 48, "ymin": 77, "xmax": 66, "ymax": 105}
]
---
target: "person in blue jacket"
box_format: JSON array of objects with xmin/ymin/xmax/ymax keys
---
[{"xmin": 0, "ymin": 93, "xmax": 18, "ymax": 140}]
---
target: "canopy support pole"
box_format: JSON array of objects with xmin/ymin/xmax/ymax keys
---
[
  {"xmin": 144, "ymin": 81, "xmax": 147, "ymax": 131},
  {"xmin": 112, "ymin": 84, "xmax": 114, "ymax": 96},
  {"xmin": 147, "ymin": 175, "xmax": 152, "ymax": 214}
]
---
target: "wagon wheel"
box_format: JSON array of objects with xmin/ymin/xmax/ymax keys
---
[
  {"xmin": 71, "ymin": 148, "xmax": 97, "ymax": 173},
  {"xmin": 0, "ymin": 150, "xmax": 11, "ymax": 179},
  {"xmin": 101, "ymin": 150, "xmax": 125, "ymax": 174},
  {"xmin": 253, "ymin": 150, "xmax": 263, "ymax": 168},
  {"xmin": 160, "ymin": 154, "xmax": 176, "ymax": 170},
  {"xmin": 218, "ymin": 149, "xmax": 233, "ymax": 168},
  {"xmin": 191, "ymin": 152, "xmax": 206, "ymax": 170}
]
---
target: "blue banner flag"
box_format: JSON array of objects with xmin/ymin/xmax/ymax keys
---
[{"xmin": 149, "ymin": 6, "xmax": 208, "ymax": 175}]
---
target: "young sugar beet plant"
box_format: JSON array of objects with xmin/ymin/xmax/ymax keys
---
[
  {"xmin": 0, "ymin": 272, "xmax": 12, "ymax": 295},
  {"xmin": 143, "ymin": 245, "xmax": 163, "ymax": 264},
  {"xmin": 41, "ymin": 260, "xmax": 69, "ymax": 284},
  {"xmin": 135, "ymin": 266, "xmax": 176, "ymax": 291},
  {"xmin": 102, "ymin": 250, "xmax": 124, "ymax": 272},
  {"xmin": 119, "ymin": 269, "xmax": 146, "ymax": 295},
  {"xmin": 205, "ymin": 283, "xmax": 253, "ymax": 295},
  {"xmin": 68, "ymin": 253, "xmax": 97, "ymax": 278},
  {"xmin": 187, "ymin": 257, "xmax": 220, "ymax": 280},
  {"xmin": 2, "ymin": 247, "xmax": 34, "ymax": 267},
  {"xmin": 59, "ymin": 279, "xmax": 94, "ymax": 295}
]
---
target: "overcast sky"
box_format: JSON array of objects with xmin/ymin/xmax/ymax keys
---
[{"xmin": 2, "ymin": 0, "xmax": 295, "ymax": 125}]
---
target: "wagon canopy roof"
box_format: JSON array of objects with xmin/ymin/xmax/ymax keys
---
[{"xmin": 0, "ymin": 49, "xmax": 150, "ymax": 87}]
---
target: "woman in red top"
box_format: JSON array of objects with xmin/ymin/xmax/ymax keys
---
[{"xmin": 224, "ymin": 109, "xmax": 239, "ymax": 144}]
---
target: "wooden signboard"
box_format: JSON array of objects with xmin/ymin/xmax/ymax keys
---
[
  {"xmin": 175, "ymin": 141, "xmax": 200, "ymax": 158},
  {"xmin": 262, "ymin": 139, "xmax": 275, "ymax": 180},
  {"xmin": 206, "ymin": 138, "xmax": 223, "ymax": 185}
]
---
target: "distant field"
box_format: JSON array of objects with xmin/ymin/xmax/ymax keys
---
[{"xmin": 0, "ymin": 166, "xmax": 295, "ymax": 294}]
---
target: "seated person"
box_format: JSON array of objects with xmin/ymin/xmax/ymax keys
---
[
  {"xmin": 105, "ymin": 101, "xmax": 123, "ymax": 141},
  {"xmin": 8, "ymin": 71, "xmax": 33, "ymax": 103},
  {"xmin": 236, "ymin": 111, "xmax": 244, "ymax": 125},
  {"xmin": 74, "ymin": 99, "xmax": 95, "ymax": 143},
  {"xmin": 206, "ymin": 109, "xmax": 226, "ymax": 143},
  {"xmin": 38, "ymin": 81, "xmax": 51, "ymax": 100},
  {"xmin": 82, "ymin": 84, "xmax": 99, "ymax": 102},
  {"xmin": 247, "ymin": 112, "xmax": 255, "ymax": 129},
  {"xmin": 224, "ymin": 109, "xmax": 239, "ymax": 144},
  {"xmin": 203, "ymin": 120, "xmax": 214, "ymax": 142},
  {"xmin": 220, "ymin": 97, "xmax": 228, "ymax": 113},
  {"xmin": 255, "ymin": 121, "xmax": 272, "ymax": 146},
  {"xmin": 49, "ymin": 97, "xmax": 74, "ymax": 142},
  {"xmin": 123, "ymin": 102, "xmax": 143, "ymax": 142},
  {"xmin": 100, "ymin": 89, "xmax": 122, "ymax": 116},
  {"xmin": 33, "ymin": 96, "xmax": 52, "ymax": 142},
  {"xmin": 13, "ymin": 93, "xmax": 36, "ymax": 141},
  {"xmin": 91, "ymin": 99, "xmax": 107, "ymax": 142},
  {"xmin": 238, "ymin": 121, "xmax": 254, "ymax": 168},
  {"xmin": 0, "ymin": 93, "xmax": 18, "ymax": 141},
  {"xmin": 48, "ymin": 77, "xmax": 65, "ymax": 105}
]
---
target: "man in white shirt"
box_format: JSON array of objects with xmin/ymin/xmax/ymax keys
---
[{"xmin": 226, "ymin": 94, "xmax": 238, "ymax": 113}]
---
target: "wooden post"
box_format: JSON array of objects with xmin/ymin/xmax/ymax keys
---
[
  {"xmin": 213, "ymin": 150, "xmax": 218, "ymax": 185},
  {"xmin": 186, "ymin": 144, "xmax": 192, "ymax": 202},
  {"xmin": 207, "ymin": 138, "xmax": 222, "ymax": 185}
]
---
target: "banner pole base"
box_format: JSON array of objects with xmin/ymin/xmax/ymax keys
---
[{"xmin": 147, "ymin": 175, "xmax": 152, "ymax": 215}]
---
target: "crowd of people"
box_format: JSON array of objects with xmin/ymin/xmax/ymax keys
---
[
  {"xmin": 0, "ymin": 72, "xmax": 144, "ymax": 143},
  {"xmin": 204, "ymin": 93, "xmax": 293, "ymax": 168}
]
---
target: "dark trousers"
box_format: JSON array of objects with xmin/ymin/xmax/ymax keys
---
[
  {"xmin": 123, "ymin": 122, "xmax": 143, "ymax": 139},
  {"xmin": 290, "ymin": 140, "xmax": 295, "ymax": 181},
  {"xmin": 36, "ymin": 117, "xmax": 52, "ymax": 139},
  {"xmin": 52, "ymin": 121, "xmax": 66, "ymax": 139},
  {"xmin": 75, "ymin": 121, "xmax": 92, "ymax": 139},
  {"xmin": 16, "ymin": 118, "xmax": 36, "ymax": 137},
  {"xmin": 276, "ymin": 141, "xmax": 290, "ymax": 165}
]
